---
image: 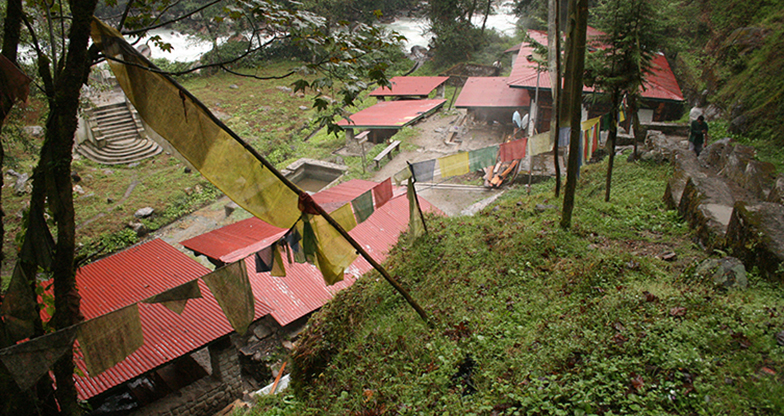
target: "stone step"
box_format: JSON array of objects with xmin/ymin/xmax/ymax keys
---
[
  {"xmin": 76, "ymin": 139, "xmax": 162, "ymax": 165},
  {"xmin": 94, "ymin": 115, "xmax": 135, "ymax": 128}
]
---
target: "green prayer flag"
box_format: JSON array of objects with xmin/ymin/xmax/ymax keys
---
[
  {"xmin": 142, "ymin": 279, "xmax": 202, "ymax": 315},
  {"xmin": 77, "ymin": 304, "xmax": 144, "ymax": 376},
  {"xmin": 351, "ymin": 190, "xmax": 374, "ymax": 223},
  {"xmin": 0, "ymin": 326, "xmax": 77, "ymax": 391},
  {"xmin": 469, "ymin": 146, "xmax": 498, "ymax": 171},
  {"xmin": 202, "ymin": 261, "xmax": 255, "ymax": 335},
  {"xmin": 0, "ymin": 264, "xmax": 38, "ymax": 342}
]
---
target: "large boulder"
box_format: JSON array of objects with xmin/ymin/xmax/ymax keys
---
[
  {"xmin": 694, "ymin": 257, "xmax": 748, "ymax": 290},
  {"xmin": 678, "ymin": 176, "xmax": 735, "ymax": 248},
  {"xmin": 726, "ymin": 202, "xmax": 784, "ymax": 282},
  {"xmin": 663, "ymin": 150, "xmax": 707, "ymax": 210}
]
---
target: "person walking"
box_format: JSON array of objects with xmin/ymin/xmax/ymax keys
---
[{"xmin": 689, "ymin": 115, "xmax": 709, "ymax": 156}]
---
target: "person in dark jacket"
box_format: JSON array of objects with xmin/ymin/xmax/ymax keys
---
[{"xmin": 689, "ymin": 115, "xmax": 709, "ymax": 156}]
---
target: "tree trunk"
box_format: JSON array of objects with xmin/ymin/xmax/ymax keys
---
[
  {"xmin": 629, "ymin": 93, "xmax": 642, "ymax": 160},
  {"xmin": 548, "ymin": 0, "xmax": 561, "ymax": 197},
  {"xmin": 559, "ymin": 0, "xmax": 588, "ymax": 230},
  {"xmin": 605, "ymin": 91, "xmax": 619, "ymax": 202},
  {"xmin": 480, "ymin": 0, "xmax": 492, "ymax": 35}
]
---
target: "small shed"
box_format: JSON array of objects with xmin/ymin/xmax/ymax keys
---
[
  {"xmin": 369, "ymin": 76, "xmax": 450, "ymax": 100},
  {"xmin": 455, "ymin": 77, "xmax": 532, "ymax": 124},
  {"xmin": 338, "ymin": 99, "xmax": 446, "ymax": 144}
]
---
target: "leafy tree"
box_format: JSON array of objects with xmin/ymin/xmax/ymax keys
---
[
  {"xmin": 0, "ymin": 0, "xmax": 400, "ymax": 413},
  {"xmin": 584, "ymin": 0, "xmax": 663, "ymax": 201}
]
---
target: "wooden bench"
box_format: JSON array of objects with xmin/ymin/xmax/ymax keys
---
[{"xmin": 373, "ymin": 140, "xmax": 401, "ymax": 169}]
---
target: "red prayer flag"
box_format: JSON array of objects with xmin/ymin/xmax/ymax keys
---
[
  {"xmin": 372, "ymin": 178, "xmax": 393, "ymax": 208},
  {"xmin": 499, "ymin": 137, "xmax": 527, "ymax": 162}
]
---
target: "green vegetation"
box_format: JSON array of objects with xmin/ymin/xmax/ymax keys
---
[{"xmin": 248, "ymin": 155, "xmax": 784, "ymax": 415}]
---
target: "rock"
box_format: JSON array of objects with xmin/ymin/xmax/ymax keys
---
[
  {"xmin": 107, "ymin": 197, "xmax": 114, "ymax": 204},
  {"xmin": 276, "ymin": 86, "xmax": 292, "ymax": 93},
  {"xmin": 127, "ymin": 221, "xmax": 149, "ymax": 237},
  {"xmin": 726, "ymin": 202, "xmax": 784, "ymax": 281},
  {"xmin": 677, "ymin": 176, "xmax": 735, "ymax": 249},
  {"xmin": 229, "ymin": 84, "xmax": 239, "ymax": 89},
  {"xmin": 704, "ymin": 104, "xmax": 723, "ymax": 121},
  {"xmin": 193, "ymin": 184, "xmax": 203, "ymax": 194},
  {"xmin": 71, "ymin": 171, "xmax": 82, "ymax": 183},
  {"xmin": 248, "ymin": 335, "xmax": 259, "ymax": 344},
  {"xmin": 23, "ymin": 126, "xmax": 44, "ymax": 137},
  {"xmin": 184, "ymin": 167, "xmax": 192, "ymax": 174},
  {"xmin": 661, "ymin": 252, "xmax": 677, "ymax": 261},
  {"xmin": 694, "ymin": 257, "xmax": 747, "ymax": 289},
  {"xmin": 134, "ymin": 207, "xmax": 154, "ymax": 218},
  {"xmin": 103, "ymin": 169, "xmax": 114, "ymax": 175},
  {"xmin": 13, "ymin": 172, "xmax": 30, "ymax": 195},
  {"xmin": 298, "ymin": 106, "xmax": 308, "ymax": 111},
  {"xmin": 225, "ymin": 201, "xmax": 239, "ymax": 217},
  {"xmin": 535, "ymin": 204, "xmax": 557, "ymax": 212},
  {"xmin": 728, "ymin": 115, "xmax": 748, "ymax": 135},
  {"xmin": 127, "ymin": 162, "xmax": 140, "ymax": 168},
  {"xmin": 253, "ymin": 325, "xmax": 272, "ymax": 339},
  {"xmin": 73, "ymin": 185, "xmax": 85, "ymax": 194},
  {"xmin": 281, "ymin": 340, "xmax": 294, "ymax": 350}
]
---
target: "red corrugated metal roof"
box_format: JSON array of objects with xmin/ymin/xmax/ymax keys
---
[
  {"xmin": 181, "ymin": 180, "xmax": 440, "ymax": 327},
  {"xmin": 337, "ymin": 99, "xmax": 446, "ymax": 129},
  {"xmin": 508, "ymin": 29, "xmax": 683, "ymax": 102},
  {"xmin": 455, "ymin": 77, "xmax": 531, "ymax": 108},
  {"xmin": 72, "ymin": 239, "xmax": 273, "ymax": 400},
  {"xmin": 180, "ymin": 217, "xmax": 287, "ymax": 264},
  {"xmin": 369, "ymin": 76, "xmax": 450, "ymax": 97}
]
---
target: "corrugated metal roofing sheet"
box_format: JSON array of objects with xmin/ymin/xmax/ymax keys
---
[
  {"xmin": 508, "ymin": 29, "xmax": 683, "ymax": 103},
  {"xmin": 369, "ymin": 76, "xmax": 450, "ymax": 97},
  {"xmin": 72, "ymin": 239, "xmax": 273, "ymax": 400},
  {"xmin": 180, "ymin": 217, "xmax": 287, "ymax": 264},
  {"xmin": 455, "ymin": 77, "xmax": 531, "ymax": 108},
  {"xmin": 337, "ymin": 99, "xmax": 446, "ymax": 129}
]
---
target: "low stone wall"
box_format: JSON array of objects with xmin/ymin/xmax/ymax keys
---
[{"xmin": 129, "ymin": 339, "xmax": 241, "ymax": 416}]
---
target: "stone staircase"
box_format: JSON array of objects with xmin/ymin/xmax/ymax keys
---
[{"xmin": 76, "ymin": 101, "xmax": 162, "ymax": 165}]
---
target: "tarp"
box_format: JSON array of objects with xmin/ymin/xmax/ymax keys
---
[{"xmin": 90, "ymin": 19, "xmax": 299, "ymax": 230}]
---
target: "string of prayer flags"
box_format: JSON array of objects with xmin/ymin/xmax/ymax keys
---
[
  {"xmin": 581, "ymin": 116, "xmax": 601, "ymax": 162},
  {"xmin": 202, "ymin": 261, "xmax": 255, "ymax": 336},
  {"xmin": 438, "ymin": 152, "xmax": 470, "ymax": 178},
  {"xmin": 0, "ymin": 326, "xmax": 78, "ymax": 390},
  {"xmin": 406, "ymin": 177, "xmax": 426, "ymax": 244},
  {"xmin": 469, "ymin": 145, "xmax": 498, "ymax": 171},
  {"xmin": 90, "ymin": 18, "xmax": 299, "ymax": 230},
  {"xmin": 77, "ymin": 304, "xmax": 144, "ymax": 376},
  {"xmin": 411, "ymin": 159, "xmax": 436, "ymax": 183},
  {"xmin": 142, "ymin": 279, "xmax": 202, "ymax": 315},
  {"xmin": 372, "ymin": 178, "xmax": 393, "ymax": 208},
  {"xmin": 351, "ymin": 190, "xmax": 374, "ymax": 224},
  {"xmin": 499, "ymin": 137, "xmax": 527, "ymax": 162}
]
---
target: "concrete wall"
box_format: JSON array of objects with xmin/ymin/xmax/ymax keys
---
[{"xmin": 128, "ymin": 339, "xmax": 241, "ymax": 416}]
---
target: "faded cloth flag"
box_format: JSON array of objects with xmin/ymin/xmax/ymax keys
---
[
  {"xmin": 372, "ymin": 178, "xmax": 393, "ymax": 208},
  {"xmin": 1, "ymin": 265, "xmax": 39, "ymax": 343},
  {"xmin": 469, "ymin": 146, "xmax": 498, "ymax": 171},
  {"xmin": 330, "ymin": 203, "xmax": 358, "ymax": 232},
  {"xmin": 407, "ymin": 177, "xmax": 426, "ymax": 244},
  {"xmin": 0, "ymin": 326, "xmax": 78, "ymax": 391},
  {"xmin": 309, "ymin": 213, "xmax": 358, "ymax": 285},
  {"xmin": 438, "ymin": 152, "xmax": 470, "ymax": 178},
  {"xmin": 90, "ymin": 18, "xmax": 299, "ymax": 229},
  {"xmin": 0, "ymin": 54, "xmax": 32, "ymax": 121},
  {"xmin": 411, "ymin": 159, "xmax": 436, "ymax": 183},
  {"xmin": 351, "ymin": 190, "xmax": 374, "ymax": 223},
  {"xmin": 77, "ymin": 304, "xmax": 144, "ymax": 376},
  {"xmin": 499, "ymin": 138, "xmax": 527, "ymax": 162},
  {"xmin": 142, "ymin": 279, "xmax": 202, "ymax": 315},
  {"xmin": 529, "ymin": 132, "xmax": 553, "ymax": 156},
  {"xmin": 392, "ymin": 167, "xmax": 412, "ymax": 186},
  {"xmin": 202, "ymin": 261, "xmax": 255, "ymax": 335}
]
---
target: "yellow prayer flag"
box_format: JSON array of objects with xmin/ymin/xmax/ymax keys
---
[
  {"xmin": 438, "ymin": 152, "xmax": 469, "ymax": 178},
  {"xmin": 309, "ymin": 214, "xmax": 358, "ymax": 285},
  {"xmin": 529, "ymin": 132, "xmax": 553, "ymax": 156},
  {"xmin": 580, "ymin": 116, "xmax": 601, "ymax": 131},
  {"xmin": 331, "ymin": 203, "xmax": 358, "ymax": 232},
  {"xmin": 90, "ymin": 19, "xmax": 299, "ymax": 229}
]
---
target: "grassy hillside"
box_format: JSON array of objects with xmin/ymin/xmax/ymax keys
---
[{"xmin": 250, "ymin": 155, "xmax": 784, "ymax": 415}]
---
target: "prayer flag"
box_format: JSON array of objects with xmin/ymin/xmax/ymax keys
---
[
  {"xmin": 0, "ymin": 326, "xmax": 78, "ymax": 390},
  {"xmin": 90, "ymin": 19, "xmax": 299, "ymax": 229},
  {"xmin": 411, "ymin": 159, "xmax": 436, "ymax": 183},
  {"xmin": 202, "ymin": 261, "xmax": 255, "ymax": 335},
  {"xmin": 284, "ymin": 228, "xmax": 306, "ymax": 264},
  {"xmin": 142, "ymin": 279, "xmax": 202, "ymax": 315},
  {"xmin": 77, "ymin": 304, "xmax": 144, "ymax": 376},
  {"xmin": 558, "ymin": 126, "xmax": 570, "ymax": 147},
  {"xmin": 1, "ymin": 265, "xmax": 38, "ymax": 343},
  {"xmin": 254, "ymin": 245, "xmax": 275, "ymax": 273},
  {"xmin": 0, "ymin": 54, "xmax": 32, "ymax": 121},
  {"xmin": 392, "ymin": 167, "xmax": 412, "ymax": 186},
  {"xmin": 407, "ymin": 177, "xmax": 426, "ymax": 244},
  {"xmin": 529, "ymin": 132, "xmax": 552, "ymax": 156},
  {"xmin": 271, "ymin": 244, "xmax": 286, "ymax": 277},
  {"xmin": 372, "ymin": 178, "xmax": 393, "ymax": 208},
  {"xmin": 469, "ymin": 146, "xmax": 498, "ymax": 171},
  {"xmin": 351, "ymin": 190, "xmax": 374, "ymax": 223},
  {"xmin": 581, "ymin": 116, "xmax": 601, "ymax": 162},
  {"xmin": 331, "ymin": 203, "xmax": 358, "ymax": 232},
  {"xmin": 438, "ymin": 152, "xmax": 470, "ymax": 178},
  {"xmin": 499, "ymin": 138, "xmax": 527, "ymax": 162},
  {"xmin": 309, "ymin": 214, "xmax": 358, "ymax": 285}
]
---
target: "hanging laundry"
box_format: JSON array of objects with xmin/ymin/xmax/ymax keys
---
[
  {"xmin": 411, "ymin": 159, "xmax": 436, "ymax": 183},
  {"xmin": 407, "ymin": 177, "xmax": 426, "ymax": 244},
  {"xmin": 77, "ymin": 304, "xmax": 144, "ymax": 376},
  {"xmin": 351, "ymin": 190, "xmax": 374, "ymax": 223},
  {"xmin": 438, "ymin": 152, "xmax": 470, "ymax": 178},
  {"xmin": 0, "ymin": 326, "xmax": 78, "ymax": 390},
  {"xmin": 201, "ymin": 261, "xmax": 255, "ymax": 336},
  {"xmin": 331, "ymin": 203, "xmax": 358, "ymax": 232},
  {"xmin": 142, "ymin": 279, "xmax": 202, "ymax": 315},
  {"xmin": 499, "ymin": 137, "xmax": 527, "ymax": 162},
  {"xmin": 469, "ymin": 145, "xmax": 498, "ymax": 171},
  {"xmin": 372, "ymin": 178, "xmax": 393, "ymax": 208},
  {"xmin": 0, "ymin": 54, "xmax": 32, "ymax": 121},
  {"xmin": 90, "ymin": 19, "xmax": 299, "ymax": 229}
]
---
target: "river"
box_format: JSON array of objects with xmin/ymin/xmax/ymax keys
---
[{"xmin": 141, "ymin": 3, "xmax": 519, "ymax": 62}]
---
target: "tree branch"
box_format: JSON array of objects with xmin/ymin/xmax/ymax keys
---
[{"xmin": 122, "ymin": 0, "xmax": 222, "ymax": 36}]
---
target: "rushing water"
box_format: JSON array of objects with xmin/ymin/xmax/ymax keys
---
[{"xmin": 139, "ymin": 4, "xmax": 519, "ymax": 62}]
